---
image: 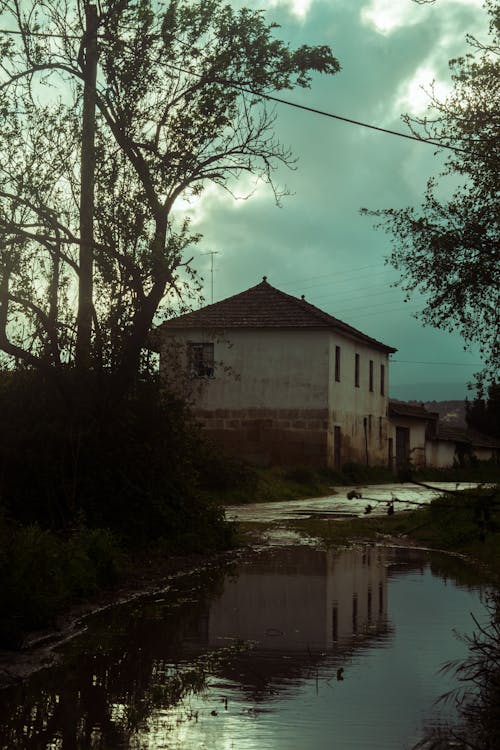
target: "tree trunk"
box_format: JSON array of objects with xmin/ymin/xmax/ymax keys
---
[{"xmin": 76, "ymin": 4, "xmax": 98, "ymax": 370}]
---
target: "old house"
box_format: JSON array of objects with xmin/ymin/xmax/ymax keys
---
[
  {"xmin": 425, "ymin": 426, "xmax": 500, "ymax": 468},
  {"xmin": 388, "ymin": 401, "xmax": 438, "ymax": 469},
  {"xmin": 157, "ymin": 277, "xmax": 397, "ymax": 467}
]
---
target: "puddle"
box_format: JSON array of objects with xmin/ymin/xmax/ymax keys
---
[{"xmin": 0, "ymin": 544, "xmax": 489, "ymax": 750}]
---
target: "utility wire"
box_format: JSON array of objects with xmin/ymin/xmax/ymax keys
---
[
  {"xmin": 0, "ymin": 28, "xmax": 80, "ymax": 39},
  {"xmin": 391, "ymin": 359, "xmax": 482, "ymax": 366},
  {"xmin": 165, "ymin": 63, "xmax": 474, "ymax": 156},
  {"xmin": 0, "ymin": 28, "xmax": 472, "ymax": 155}
]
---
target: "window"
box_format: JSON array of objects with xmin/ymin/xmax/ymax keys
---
[
  {"xmin": 188, "ymin": 342, "xmax": 214, "ymax": 377},
  {"xmin": 355, "ymin": 353, "xmax": 360, "ymax": 387},
  {"xmin": 332, "ymin": 603, "xmax": 338, "ymax": 642},
  {"xmin": 352, "ymin": 593, "xmax": 358, "ymax": 633},
  {"xmin": 369, "ymin": 360, "xmax": 374, "ymax": 391},
  {"xmin": 335, "ymin": 345, "xmax": 341, "ymax": 382},
  {"xmin": 380, "ymin": 364, "xmax": 385, "ymax": 396}
]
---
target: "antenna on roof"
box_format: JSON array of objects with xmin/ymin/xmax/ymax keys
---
[
  {"xmin": 262, "ymin": 275, "xmax": 267, "ymax": 283},
  {"xmin": 301, "ymin": 294, "xmax": 305, "ymax": 300},
  {"xmin": 201, "ymin": 251, "xmax": 219, "ymax": 304}
]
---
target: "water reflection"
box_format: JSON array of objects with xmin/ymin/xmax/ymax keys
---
[{"xmin": 0, "ymin": 547, "xmax": 486, "ymax": 750}]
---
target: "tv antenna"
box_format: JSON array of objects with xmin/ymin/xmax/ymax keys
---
[{"xmin": 201, "ymin": 251, "xmax": 219, "ymax": 304}]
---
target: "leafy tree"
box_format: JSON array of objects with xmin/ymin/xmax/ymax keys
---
[
  {"xmin": 0, "ymin": 0, "xmax": 340, "ymax": 400},
  {"xmin": 363, "ymin": 1, "xmax": 499, "ymax": 385},
  {"xmin": 466, "ymin": 382, "xmax": 500, "ymax": 438}
]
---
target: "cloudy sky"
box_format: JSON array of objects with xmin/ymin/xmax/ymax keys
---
[{"xmin": 175, "ymin": 0, "xmax": 487, "ymax": 401}]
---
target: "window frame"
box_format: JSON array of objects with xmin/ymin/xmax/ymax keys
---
[
  {"xmin": 369, "ymin": 359, "xmax": 374, "ymax": 392},
  {"xmin": 355, "ymin": 353, "xmax": 360, "ymax": 388},
  {"xmin": 188, "ymin": 341, "xmax": 215, "ymax": 378}
]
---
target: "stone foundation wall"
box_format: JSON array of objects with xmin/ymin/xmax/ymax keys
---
[{"xmin": 195, "ymin": 408, "xmax": 329, "ymax": 466}]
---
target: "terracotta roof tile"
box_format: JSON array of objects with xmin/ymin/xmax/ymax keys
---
[
  {"xmin": 389, "ymin": 401, "xmax": 438, "ymax": 420},
  {"xmin": 159, "ymin": 278, "xmax": 397, "ymax": 353}
]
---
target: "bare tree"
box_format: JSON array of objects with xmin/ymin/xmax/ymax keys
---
[{"xmin": 0, "ymin": 0, "xmax": 340, "ymax": 400}]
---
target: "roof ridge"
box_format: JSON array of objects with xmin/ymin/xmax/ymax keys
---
[{"xmin": 159, "ymin": 277, "xmax": 397, "ymax": 353}]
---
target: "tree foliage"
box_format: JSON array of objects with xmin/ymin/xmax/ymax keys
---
[
  {"xmin": 363, "ymin": 1, "xmax": 499, "ymax": 385},
  {"xmin": 466, "ymin": 381, "xmax": 500, "ymax": 438},
  {"xmin": 0, "ymin": 0, "xmax": 339, "ymax": 399}
]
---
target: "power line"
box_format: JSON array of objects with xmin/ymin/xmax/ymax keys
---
[
  {"xmin": 0, "ymin": 28, "xmax": 80, "ymax": 39},
  {"xmin": 165, "ymin": 63, "xmax": 474, "ymax": 156},
  {"xmin": 0, "ymin": 27, "xmax": 473, "ymax": 156},
  {"xmin": 391, "ymin": 359, "xmax": 482, "ymax": 366}
]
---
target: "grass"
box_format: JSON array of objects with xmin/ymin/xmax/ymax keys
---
[
  {"xmin": 286, "ymin": 485, "xmax": 500, "ymax": 579},
  {"xmin": 209, "ymin": 459, "xmax": 500, "ymax": 506}
]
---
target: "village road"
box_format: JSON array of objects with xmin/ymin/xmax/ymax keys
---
[{"xmin": 225, "ymin": 482, "xmax": 481, "ymax": 523}]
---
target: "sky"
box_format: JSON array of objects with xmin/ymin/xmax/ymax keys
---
[{"xmin": 174, "ymin": 0, "xmax": 488, "ymax": 402}]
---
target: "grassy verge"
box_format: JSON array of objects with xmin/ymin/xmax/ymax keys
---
[
  {"xmin": 287, "ymin": 484, "xmax": 500, "ymax": 579},
  {"xmin": 207, "ymin": 460, "xmax": 500, "ymax": 505}
]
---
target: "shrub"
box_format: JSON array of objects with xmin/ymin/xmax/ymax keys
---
[{"xmin": 0, "ymin": 519, "xmax": 125, "ymax": 649}]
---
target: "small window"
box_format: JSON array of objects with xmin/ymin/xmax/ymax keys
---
[
  {"xmin": 188, "ymin": 342, "xmax": 214, "ymax": 377},
  {"xmin": 380, "ymin": 364, "xmax": 385, "ymax": 396},
  {"xmin": 369, "ymin": 360, "xmax": 374, "ymax": 392},
  {"xmin": 355, "ymin": 353, "xmax": 360, "ymax": 388},
  {"xmin": 335, "ymin": 346, "xmax": 341, "ymax": 382}
]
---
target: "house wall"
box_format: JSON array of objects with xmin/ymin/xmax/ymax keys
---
[
  {"xmin": 161, "ymin": 327, "xmax": 330, "ymax": 465},
  {"xmin": 425, "ymin": 439, "xmax": 456, "ymax": 468},
  {"xmin": 160, "ymin": 327, "xmax": 391, "ymax": 467},
  {"xmin": 389, "ymin": 417, "xmax": 427, "ymax": 468},
  {"xmin": 327, "ymin": 335, "xmax": 390, "ymax": 466}
]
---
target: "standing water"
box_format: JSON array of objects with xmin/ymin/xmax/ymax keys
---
[{"xmin": 0, "ymin": 545, "xmax": 489, "ymax": 749}]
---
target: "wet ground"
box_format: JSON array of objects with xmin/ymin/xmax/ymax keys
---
[
  {"xmin": 0, "ymin": 481, "xmax": 492, "ymax": 749},
  {"xmin": 226, "ymin": 482, "xmax": 481, "ymax": 523},
  {"xmin": 0, "ymin": 541, "xmax": 490, "ymax": 750}
]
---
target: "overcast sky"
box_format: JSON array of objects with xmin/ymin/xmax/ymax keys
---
[{"xmin": 175, "ymin": 0, "xmax": 487, "ymax": 401}]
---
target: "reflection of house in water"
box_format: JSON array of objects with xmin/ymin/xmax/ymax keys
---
[{"xmin": 208, "ymin": 546, "xmax": 389, "ymax": 652}]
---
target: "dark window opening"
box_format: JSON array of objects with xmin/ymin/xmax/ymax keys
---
[
  {"xmin": 189, "ymin": 342, "xmax": 214, "ymax": 378},
  {"xmin": 332, "ymin": 604, "xmax": 338, "ymax": 642},
  {"xmin": 380, "ymin": 364, "xmax": 385, "ymax": 396},
  {"xmin": 355, "ymin": 353, "xmax": 360, "ymax": 387},
  {"xmin": 335, "ymin": 346, "xmax": 341, "ymax": 382},
  {"xmin": 369, "ymin": 359, "xmax": 374, "ymax": 391}
]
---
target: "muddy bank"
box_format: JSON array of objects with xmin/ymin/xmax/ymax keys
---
[{"xmin": 0, "ymin": 548, "xmax": 242, "ymax": 690}]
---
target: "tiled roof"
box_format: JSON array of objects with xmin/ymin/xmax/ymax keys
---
[
  {"xmin": 389, "ymin": 401, "xmax": 438, "ymax": 420},
  {"xmin": 159, "ymin": 278, "xmax": 397, "ymax": 353},
  {"xmin": 430, "ymin": 425, "xmax": 500, "ymax": 448}
]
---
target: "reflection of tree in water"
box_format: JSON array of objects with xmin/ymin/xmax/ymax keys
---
[
  {"xmin": 0, "ymin": 565, "xmax": 237, "ymax": 749},
  {"xmin": 415, "ymin": 590, "xmax": 500, "ymax": 750}
]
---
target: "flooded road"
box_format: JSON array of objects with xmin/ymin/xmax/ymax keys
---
[
  {"xmin": 0, "ymin": 544, "xmax": 488, "ymax": 750},
  {"xmin": 226, "ymin": 482, "xmax": 482, "ymax": 522}
]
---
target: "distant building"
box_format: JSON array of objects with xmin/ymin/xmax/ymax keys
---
[
  {"xmin": 388, "ymin": 401, "xmax": 438, "ymax": 469},
  {"xmin": 157, "ymin": 277, "xmax": 396, "ymax": 467}
]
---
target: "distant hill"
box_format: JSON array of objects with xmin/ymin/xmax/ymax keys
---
[{"xmin": 409, "ymin": 400, "xmax": 467, "ymax": 428}]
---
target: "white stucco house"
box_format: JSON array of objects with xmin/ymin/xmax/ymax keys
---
[
  {"xmin": 425, "ymin": 425, "xmax": 500, "ymax": 468},
  {"xmin": 157, "ymin": 277, "xmax": 397, "ymax": 467},
  {"xmin": 388, "ymin": 401, "xmax": 438, "ymax": 470}
]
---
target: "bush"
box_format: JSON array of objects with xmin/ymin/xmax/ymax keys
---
[
  {"xmin": 0, "ymin": 519, "xmax": 125, "ymax": 648},
  {"xmin": 0, "ymin": 371, "xmax": 232, "ymax": 549}
]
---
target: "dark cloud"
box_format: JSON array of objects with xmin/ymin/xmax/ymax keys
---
[{"xmin": 180, "ymin": 0, "xmax": 485, "ymax": 399}]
